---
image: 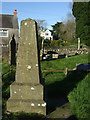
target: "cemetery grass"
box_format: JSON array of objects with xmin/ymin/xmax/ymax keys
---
[
  {"xmin": 41, "ymin": 54, "xmax": 88, "ymax": 97},
  {"xmin": 2, "ymin": 54, "xmax": 89, "ymax": 119},
  {"xmin": 41, "ymin": 54, "xmax": 89, "ymax": 118}
]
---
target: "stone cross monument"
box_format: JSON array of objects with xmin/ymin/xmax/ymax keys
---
[{"xmin": 7, "ymin": 19, "xmax": 46, "ymax": 115}]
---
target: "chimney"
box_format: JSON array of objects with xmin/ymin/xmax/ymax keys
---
[{"xmin": 13, "ymin": 10, "xmax": 17, "ymax": 16}]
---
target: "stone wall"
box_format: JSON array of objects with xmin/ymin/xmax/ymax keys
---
[{"xmin": 43, "ymin": 46, "xmax": 89, "ymax": 56}]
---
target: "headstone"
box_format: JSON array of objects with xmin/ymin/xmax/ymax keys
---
[
  {"xmin": 7, "ymin": 19, "xmax": 46, "ymax": 115},
  {"xmin": 78, "ymin": 38, "xmax": 80, "ymax": 50},
  {"xmin": 64, "ymin": 68, "xmax": 68, "ymax": 76},
  {"xmin": 41, "ymin": 39, "xmax": 45, "ymax": 60},
  {"xmin": 76, "ymin": 63, "xmax": 90, "ymax": 71}
]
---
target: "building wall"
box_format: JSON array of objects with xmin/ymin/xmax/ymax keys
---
[
  {"xmin": 0, "ymin": 28, "xmax": 19, "ymax": 63},
  {"xmin": 40, "ymin": 30, "xmax": 53, "ymax": 40}
]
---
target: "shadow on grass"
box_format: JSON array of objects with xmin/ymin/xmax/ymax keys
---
[
  {"xmin": 46, "ymin": 70, "xmax": 88, "ymax": 98},
  {"xmin": 45, "ymin": 70, "xmax": 89, "ymax": 114},
  {"xmin": 2, "ymin": 112, "xmax": 46, "ymax": 120},
  {"xmin": 2, "ymin": 67, "xmax": 89, "ymax": 119},
  {"xmin": 65, "ymin": 115, "xmax": 78, "ymax": 120},
  {"xmin": 2, "ymin": 71, "xmax": 15, "ymax": 100},
  {"xmin": 2, "ymin": 112, "xmax": 78, "ymax": 120},
  {"xmin": 2, "ymin": 70, "xmax": 15, "ymax": 114}
]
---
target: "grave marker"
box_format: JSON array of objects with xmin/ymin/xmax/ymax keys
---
[{"xmin": 7, "ymin": 18, "xmax": 46, "ymax": 115}]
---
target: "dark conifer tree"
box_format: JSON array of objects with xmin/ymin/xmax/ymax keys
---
[{"xmin": 72, "ymin": 2, "xmax": 90, "ymax": 45}]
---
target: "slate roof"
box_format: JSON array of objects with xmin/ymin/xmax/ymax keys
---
[{"xmin": 0, "ymin": 14, "xmax": 19, "ymax": 29}]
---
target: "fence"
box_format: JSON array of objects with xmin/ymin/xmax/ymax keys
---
[{"xmin": 42, "ymin": 68, "xmax": 90, "ymax": 76}]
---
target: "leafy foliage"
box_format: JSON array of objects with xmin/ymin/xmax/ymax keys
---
[
  {"xmin": 51, "ymin": 18, "xmax": 76, "ymax": 46},
  {"xmin": 72, "ymin": 2, "xmax": 90, "ymax": 46},
  {"xmin": 52, "ymin": 22, "xmax": 62, "ymax": 40}
]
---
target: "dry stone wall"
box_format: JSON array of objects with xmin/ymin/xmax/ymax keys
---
[{"xmin": 43, "ymin": 46, "xmax": 89, "ymax": 56}]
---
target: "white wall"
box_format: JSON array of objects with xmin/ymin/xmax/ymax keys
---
[{"xmin": 40, "ymin": 30, "xmax": 53, "ymax": 40}]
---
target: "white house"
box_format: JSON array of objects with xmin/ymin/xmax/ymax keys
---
[{"xmin": 40, "ymin": 29, "xmax": 53, "ymax": 40}]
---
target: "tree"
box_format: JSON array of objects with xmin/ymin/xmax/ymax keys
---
[
  {"xmin": 38, "ymin": 35, "xmax": 42, "ymax": 50},
  {"xmin": 52, "ymin": 18, "xmax": 76, "ymax": 46},
  {"xmin": 36, "ymin": 19, "xmax": 47, "ymax": 35},
  {"xmin": 52, "ymin": 22, "xmax": 63, "ymax": 40},
  {"xmin": 72, "ymin": 2, "xmax": 90, "ymax": 46},
  {"xmin": 36, "ymin": 20, "xmax": 47, "ymax": 50},
  {"xmin": 60, "ymin": 18, "xmax": 76, "ymax": 45}
]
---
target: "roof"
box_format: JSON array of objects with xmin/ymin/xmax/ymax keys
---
[{"xmin": 0, "ymin": 14, "xmax": 19, "ymax": 29}]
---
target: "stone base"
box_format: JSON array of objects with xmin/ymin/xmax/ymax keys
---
[
  {"xmin": 7, "ymin": 82, "xmax": 46, "ymax": 115},
  {"xmin": 7, "ymin": 99, "xmax": 46, "ymax": 115},
  {"xmin": 9, "ymin": 82, "xmax": 44, "ymax": 100}
]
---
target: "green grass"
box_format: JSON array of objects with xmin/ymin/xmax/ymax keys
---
[
  {"xmin": 41, "ymin": 54, "xmax": 89, "ymax": 97},
  {"xmin": 41, "ymin": 54, "xmax": 88, "ymax": 85},
  {"xmin": 41, "ymin": 54, "xmax": 88, "ymax": 71},
  {"xmin": 68, "ymin": 73, "xmax": 90, "ymax": 119},
  {"xmin": 2, "ymin": 62, "xmax": 10, "ymax": 75},
  {"xmin": 2, "ymin": 54, "xmax": 89, "ymax": 119},
  {"xmin": 41, "ymin": 54, "xmax": 89, "ymax": 119}
]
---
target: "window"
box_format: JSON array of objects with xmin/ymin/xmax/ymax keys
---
[
  {"xmin": 0, "ymin": 29, "xmax": 8, "ymax": 37},
  {"xmin": 45, "ymin": 33, "xmax": 49, "ymax": 36}
]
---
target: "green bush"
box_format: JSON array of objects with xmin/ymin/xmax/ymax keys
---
[{"xmin": 68, "ymin": 73, "xmax": 90, "ymax": 119}]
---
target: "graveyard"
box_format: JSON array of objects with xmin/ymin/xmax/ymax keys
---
[
  {"xmin": 2, "ymin": 52, "xmax": 90, "ymax": 119},
  {"xmin": 1, "ymin": 2, "xmax": 90, "ymax": 119}
]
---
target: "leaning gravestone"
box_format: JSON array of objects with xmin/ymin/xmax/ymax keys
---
[{"xmin": 7, "ymin": 19, "xmax": 46, "ymax": 115}]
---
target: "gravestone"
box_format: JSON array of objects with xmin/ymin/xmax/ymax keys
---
[
  {"xmin": 78, "ymin": 38, "xmax": 80, "ymax": 50},
  {"xmin": 7, "ymin": 19, "xmax": 46, "ymax": 115},
  {"xmin": 76, "ymin": 63, "xmax": 90, "ymax": 71}
]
